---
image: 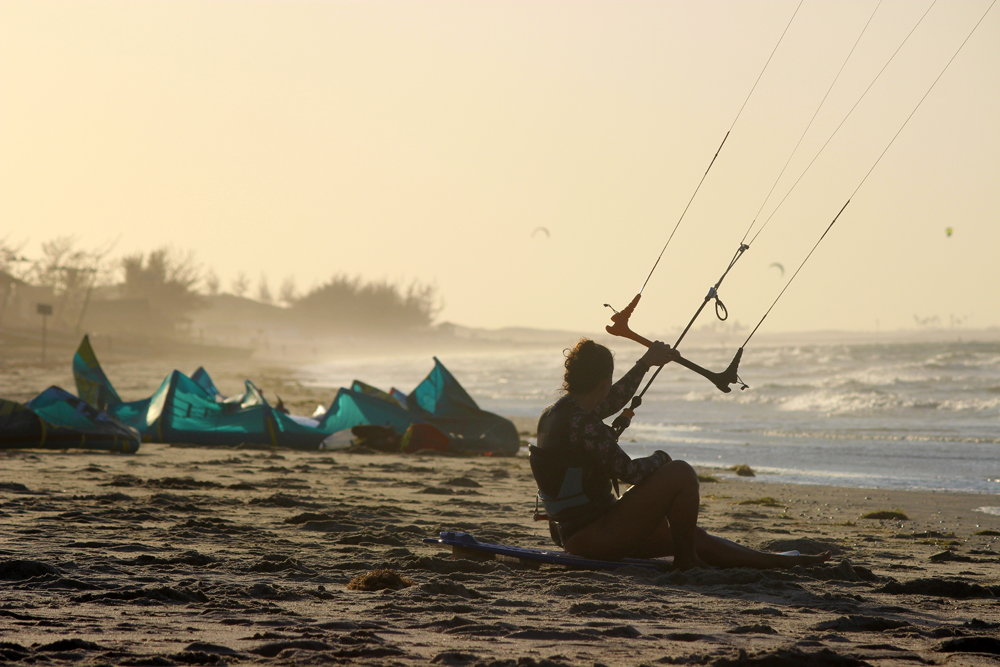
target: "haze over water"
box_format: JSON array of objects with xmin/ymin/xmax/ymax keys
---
[{"xmin": 300, "ymin": 337, "xmax": 1000, "ymax": 495}]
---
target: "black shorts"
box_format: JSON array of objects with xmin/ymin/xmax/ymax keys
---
[{"xmin": 550, "ymin": 497, "xmax": 617, "ymax": 547}]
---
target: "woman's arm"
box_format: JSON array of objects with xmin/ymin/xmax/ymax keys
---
[
  {"xmin": 594, "ymin": 361, "xmax": 648, "ymax": 419},
  {"xmin": 573, "ymin": 410, "xmax": 670, "ymax": 485},
  {"xmin": 595, "ymin": 341, "xmax": 677, "ymax": 419}
]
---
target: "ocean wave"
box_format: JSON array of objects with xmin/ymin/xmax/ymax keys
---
[
  {"xmin": 751, "ymin": 428, "xmax": 1000, "ymax": 445},
  {"xmin": 776, "ymin": 389, "xmax": 904, "ymax": 414},
  {"xmin": 728, "ymin": 369, "xmax": 972, "ymax": 396},
  {"xmin": 708, "ymin": 382, "xmax": 1000, "ymax": 416},
  {"xmin": 967, "ymin": 354, "xmax": 1000, "ymax": 369},
  {"xmin": 926, "ymin": 347, "xmax": 1000, "ymax": 367},
  {"xmin": 835, "ymin": 369, "xmax": 940, "ymax": 388},
  {"xmin": 625, "ymin": 424, "xmax": 719, "ymax": 446},
  {"xmin": 630, "ymin": 421, "xmax": 703, "ymax": 434},
  {"xmin": 936, "ymin": 395, "xmax": 1000, "ymax": 413},
  {"xmin": 745, "ymin": 342, "xmax": 1000, "ymax": 378}
]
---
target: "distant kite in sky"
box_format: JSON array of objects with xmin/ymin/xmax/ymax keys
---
[
  {"xmin": 769, "ymin": 262, "xmax": 785, "ymax": 278},
  {"xmin": 945, "ymin": 227, "xmax": 953, "ymax": 237},
  {"xmin": 532, "ymin": 226, "xmax": 550, "ymax": 239}
]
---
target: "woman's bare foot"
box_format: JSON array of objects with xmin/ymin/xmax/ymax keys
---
[{"xmin": 788, "ymin": 550, "xmax": 832, "ymax": 567}]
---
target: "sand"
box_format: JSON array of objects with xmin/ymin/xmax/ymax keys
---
[
  {"xmin": 2, "ymin": 357, "xmax": 999, "ymax": 666},
  {"xmin": 2, "ymin": 444, "xmax": 999, "ymax": 667}
]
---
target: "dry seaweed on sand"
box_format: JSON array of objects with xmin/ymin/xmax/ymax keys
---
[
  {"xmin": 346, "ymin": 569, "xmax": 414, "ymax": 591},
  {"xmin": 862, "ymin": 509, "xmax": 910, "ymax": 520},
  {"xmin": 737, "ymin": 496, "xmax": 784, "ymax": 507}
]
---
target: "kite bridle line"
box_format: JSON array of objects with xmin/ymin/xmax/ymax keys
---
[
  {"xmin": 743, "ymin": 0, "xmax": 938, "ymax": 248},
  {"xmin": 606, "ymin": 0, "xmax": 996, "ymax": 438},
  {"xmin": 599, "ymin": 0, "xmax": 805, "ymax": 436},
  {"xmin": 741, "ymin": 0, "xmax": 997, "ymax": 350},
  {"xmin": 637, "ymin": 0, "xmax": 805, "ymax": 299},
  {"xmin": 740, "ymin": 0, "xmax": 891, "ymax": 247},
  {"xmin": 619, "ymin": 0, "xmax": 910, "ymax": 365}
]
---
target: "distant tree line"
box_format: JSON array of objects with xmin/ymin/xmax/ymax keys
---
[
  {"xmin": 122, "ymin": 248, "xmax": 203, "ymax": 321},
  {"xmin": 1, "ymin": 236, "xmax": 439, "ymax": 334},
  {"xmin": 292, "ymin": 275, "xmax": 439, "ymax": 332}
]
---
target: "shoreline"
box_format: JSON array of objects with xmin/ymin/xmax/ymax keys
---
[
  {"xmin": 4, "ymin": 358, "xmax": 996, "ymax": 498},
  {"xmin": 643, "ymin": 460, "xmax": 1000, "ymax": 498},
  {"xmin": 508, "ymin": 415, "xmax": 1000, "ymax": 498}
]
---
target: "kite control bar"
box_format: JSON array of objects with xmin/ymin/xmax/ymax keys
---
[{"xmin": 605, "ymin": 294, "xmax": 744, "ymax": 394}]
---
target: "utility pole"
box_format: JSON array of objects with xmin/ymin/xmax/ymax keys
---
[
  {"xmin": 37, "ymin": 303, "xmax": 53, "ymax": 362},
  {"xmin": 75, "ymin": 266, "xmax": 99, "ymax": 333}
]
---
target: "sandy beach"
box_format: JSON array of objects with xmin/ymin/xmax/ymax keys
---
[
  {"xmin": 1, "ymin": 353, "xmax": 998, "ymax": 666},
  {"xmin": 2, "ymin": 437, "xmax": 999, "ymax": 666}
]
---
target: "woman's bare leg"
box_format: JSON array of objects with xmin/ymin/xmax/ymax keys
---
[
  {"xmin": 563, "ymin": 460, "xmax": 709, "ymax": 570},
  {"xmin": 562, "ymin": 459, "xmax": 831, "ymax": 570},
  {"xmin": 632, "ymin": 521, "xmax": 832, "ymax": 568}
]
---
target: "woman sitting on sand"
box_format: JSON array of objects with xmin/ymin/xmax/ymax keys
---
[{"xmin": 530, "ymin": 338, "xmax": 830, "ymax": 571}]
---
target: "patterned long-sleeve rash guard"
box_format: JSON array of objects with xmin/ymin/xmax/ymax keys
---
[
  {"xmin": 569, "ymin": 361, "xmax": 670, "ymax": 486},
  {"xmin": 532, "ymin": 359, "xmax": 672, "ymax": 544}
]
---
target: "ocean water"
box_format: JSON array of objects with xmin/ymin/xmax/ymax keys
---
[{"xmin": 299, "ymin": 339, "xmax": 1000, "ymax": 496}]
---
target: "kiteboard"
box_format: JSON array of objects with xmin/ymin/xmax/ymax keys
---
[
  {"xmin": 424, "ymin": 531, "xmax": 803, "ymax": 571},
  {"xmin": 423, "ymin": 531, "xmax": 674, "ymax": 571}
]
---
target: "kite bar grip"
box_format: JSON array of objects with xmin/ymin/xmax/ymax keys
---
[
  {"xmin": 605, "ymin": 294, "xmax": 654, "ymax": 347},
  {"xmin": 605, "ymin": 295, "xmax": 743, "ymax": 393}
]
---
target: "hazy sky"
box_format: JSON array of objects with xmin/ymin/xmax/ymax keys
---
[{"xmin": 2, "ymin": 0, "xmax": 997, "ymax": 336}]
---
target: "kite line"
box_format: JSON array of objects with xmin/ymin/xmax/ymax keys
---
[
  {"xmin": 742, "ymin": 0, "xmax": 997, "ymax": 348},
  {"xmin": 605, "ymin": 0, "xmax": 997, "ymax": 436},
  {"xmin": 636, "ymin": 0, "xmax": 805, "ymax": 296}
]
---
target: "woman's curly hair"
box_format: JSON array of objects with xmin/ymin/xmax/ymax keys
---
[{"xmin": 562, "ymin": 338, "xmax": 614, "ymax": 394}]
